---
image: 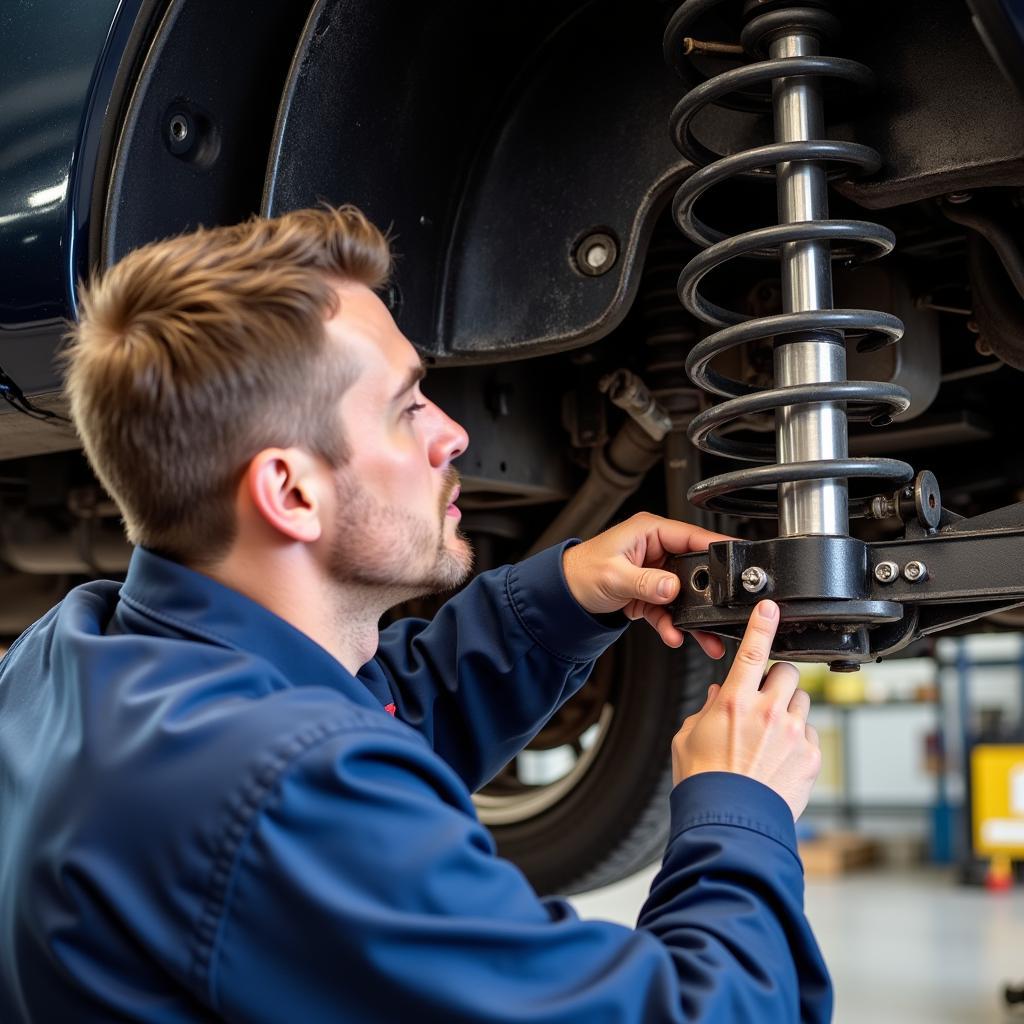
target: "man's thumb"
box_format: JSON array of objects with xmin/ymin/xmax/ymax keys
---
[{"xmin": 642, "ymin": 569, "xmax": 679, "ymax": 603}]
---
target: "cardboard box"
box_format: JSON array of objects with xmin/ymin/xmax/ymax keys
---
[{"xmin": 798, "ymin": 832, "xmax": 880, "ymax": 877}]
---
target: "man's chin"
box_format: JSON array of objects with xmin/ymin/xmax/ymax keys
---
[
  {"xmin": 438, "ymin": 533, "xmax": 474, "ymax": 590},
  {"xmin": 383, "ymin": 549, "xmax": 473, "ymax": 609},
  {"xmin": 389, "ymin": 534, "xmax": 474, "ymax": 602}
]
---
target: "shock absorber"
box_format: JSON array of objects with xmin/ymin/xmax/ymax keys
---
[
  {"xmin": 663, "ymin": 0, "xmax": 922, "ymax": 665},
  {"xmin": 667, "ymin": 0, "xmax": 915, "ymax": 524}
]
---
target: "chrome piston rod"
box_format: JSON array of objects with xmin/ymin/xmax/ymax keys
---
[{"xmin": 771, "ymin": 31, "xmax": 850, "ymax": 537}]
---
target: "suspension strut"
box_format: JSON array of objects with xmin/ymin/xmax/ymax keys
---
[
  {"xmin": 663, "ymin": 0, "xmax": 924, "ymax": 667},
  {"xmin": 657, "ymin": 1, "xmax": 1024, "ymax": 666}
]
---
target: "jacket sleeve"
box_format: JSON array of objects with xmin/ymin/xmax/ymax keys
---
[
  {"xmin": 359, "ymin": 541, "xmax": 626, "ymax": 790},
  {"xmin": 207, "ymin": 721, "xmax": 832, "ymax": 1024}
]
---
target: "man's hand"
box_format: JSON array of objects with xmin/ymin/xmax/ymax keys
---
[
  {"xmin": 671, "ymin": 599, "xmax": 821, "ymax": 820},
  {"xmin": 561, "ymin": 512, "xmax": 731, "ymax": 659}
]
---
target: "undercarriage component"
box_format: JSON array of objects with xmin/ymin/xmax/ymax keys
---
[
  {"xmin": 961, "ymin": 205, "xmax": 1024, "ymax": 372},
  {"xmin": 669, "ymin": 499, "xmax": 1024, "ymax": 665},
  {"xmin": 943, "ymin": 193, "xmax": 1024, "ymax": 301},
  {"xmin": 598, "ymin": 370, "xmax": 673, "ymax": 442},
  {"xmin": 0, "ymin": 512, "xmax": 131, "ymax": 576},
  {"xmin": 527, "ymin": 414, "xmax": 664, "ymax": 555},
  {"xmin": 423, "ymin": 362, "xmax": 572, "ymax": 510},
  {"xmin": 663, "ymin": 0, "xmax": 1024, "ymax": 667},
  {"xmin": 840, "ymin": 267, "xmax": 941, "ymax": 423}
]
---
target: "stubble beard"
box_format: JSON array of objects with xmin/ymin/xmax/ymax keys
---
[{"xmin": 326, "ymin": 466, "xmax": 474, "ymax": 607}]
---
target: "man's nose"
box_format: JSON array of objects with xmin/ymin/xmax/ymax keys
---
[{"xmin": 428, "ymin": 405, "xmax": 469, "ymax": 468}]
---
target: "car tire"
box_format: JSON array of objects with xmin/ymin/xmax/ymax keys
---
[{"xmin": 479, "ymin": 624, "xmax": 718, "ymax": 896}]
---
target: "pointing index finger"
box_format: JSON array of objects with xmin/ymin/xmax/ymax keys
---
[{"xmin": 721, "ymin": 600, "xmax": 781, "ymax": 695}]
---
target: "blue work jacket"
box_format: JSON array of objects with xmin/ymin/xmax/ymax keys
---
[{"xmin": 0, "ymin": 541, "xmax": 832, "ymax": 1022}]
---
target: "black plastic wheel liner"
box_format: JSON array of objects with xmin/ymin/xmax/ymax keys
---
[
  {"xmin": 103, "ymin": 0, "xmax": 313, "ymax": 268},
  {"xmin": 263, "ymin": 0, "xmax": 1024, "ymax": 364},
  {"xmin": 262, "ymin": 0, "xmax": 692, "ymax": 364}
]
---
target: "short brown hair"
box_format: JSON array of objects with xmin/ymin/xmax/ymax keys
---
[{"xmin": 63, "ymin": 205, "xmax": 391, "ymax": 565}]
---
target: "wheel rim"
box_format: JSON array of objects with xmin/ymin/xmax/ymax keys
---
[{"xmin": 474, "ymin": 704, "xmax": 615, "ymax": 826}]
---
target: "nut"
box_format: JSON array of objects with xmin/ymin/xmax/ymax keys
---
[
  {"xmin": 870, "ymin": 496, "xmax": 898, "ymax": 521},
  {"xmin": 741, "ymin": 566, "xmax": 768, "ymax": 594},
  {"xmin": 874, "ymin": 561, "xmax": 899, "ymax": 584}
]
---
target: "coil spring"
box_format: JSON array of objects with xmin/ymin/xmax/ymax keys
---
[{"xmin": 665, "ymin": 0, "xmax": 915, "ymax": 519}]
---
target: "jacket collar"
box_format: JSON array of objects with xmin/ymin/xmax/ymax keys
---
[{"xmin": 119, "ymin": 547, "xmax": 380, "ymax": 709}]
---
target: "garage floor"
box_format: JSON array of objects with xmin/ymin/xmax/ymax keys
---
[{"xmin": 571, "ymin": 866, "xmax": 1024, "ymax": 1023}]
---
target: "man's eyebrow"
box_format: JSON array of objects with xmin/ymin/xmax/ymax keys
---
[{"xmin": 390, "ymin": 363, "xmax": 427, "ymax": 402}]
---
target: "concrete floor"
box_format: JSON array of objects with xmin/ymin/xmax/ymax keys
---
[{"xmin": 571, "ymin": 865, "xmax": 1024, "ymax": 1023}]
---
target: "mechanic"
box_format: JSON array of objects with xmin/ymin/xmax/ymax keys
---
[{"xmin": 0, "ymin": 206, "xmax": 831, "ymax": 1023}]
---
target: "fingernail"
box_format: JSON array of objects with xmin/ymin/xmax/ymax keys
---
[
  {"xmin": 658, "ymin": 577, "xmax": 676, "ymax": 599},
  {"xmin": 757, "ymin": 600, "xmax": 779, "ymax": 621}
]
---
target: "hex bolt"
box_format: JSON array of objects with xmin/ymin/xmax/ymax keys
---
[
  {"xmin": 874, "ymin": 560, "xmax": 899, "ymax": 584},
  {"xmin": 741, "ymin": 566, "xmax": 768, "ymax": 594},
  {"xmin": 584, "ymin": 242, "xmax": 609, "ymax": 269},
  {"xmin": 575, "ymin": 232, "xmax": 618, "ymax": 277},
  {"xmin": 903, "ymin": 560, "xmax": 928, "ymax": 582}
]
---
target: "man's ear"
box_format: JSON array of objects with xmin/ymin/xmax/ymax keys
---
[{"xmin": 244, "ymin": 448, "xmax": 327, "ymax": 544}]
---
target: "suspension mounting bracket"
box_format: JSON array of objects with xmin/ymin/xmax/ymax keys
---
[{"xmin": 668, "ymin": 499, "xmax": 1024, "ymax": 667}]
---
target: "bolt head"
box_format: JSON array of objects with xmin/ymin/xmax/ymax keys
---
[
  {"xmin": 741, "ymin": 566, "xmax": 768, "ymax": 594},
  {"xmin": 585, "ymin": 242, "xmax": 609, "ymax": 269},
  {"xmin": 874, "ymin": 561, "xmax": 899, "ymax": 583},
  {"xmin": 903, "ymin": 560, "xmax": 928, "ymax": 582},
  {"xmin": 575, "ymin": 232, "xmax": 618, "ymax": 277}
]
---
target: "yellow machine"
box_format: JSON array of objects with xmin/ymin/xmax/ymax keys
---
[{"xmin": 970, "ymin": 744, "xmax": 1024, "ymax": 887}]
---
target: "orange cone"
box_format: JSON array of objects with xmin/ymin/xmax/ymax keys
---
[{"xmin": 987, "ymin": 855, "xmax": 1014, "ymax": 892}]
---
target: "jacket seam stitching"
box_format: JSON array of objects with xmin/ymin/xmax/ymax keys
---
[
  {"xmin": 505, "ymin": 565, "xmax": 589, "ymax": 664},
  {"xmin": 672, "ymin": 814, "xmax": 802, "ymax": 869},
  {"xmin": 196, "ymin": 719, "xmax": 408, "ymax": 1012},
  {"xmin": 120, "ymin": 590, "xmax": 241, "ymax": 651}
]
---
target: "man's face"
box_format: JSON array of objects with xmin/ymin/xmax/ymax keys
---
[{"xmin": 321, "ymin": 281, "xmax": 473, "ymax": 599}]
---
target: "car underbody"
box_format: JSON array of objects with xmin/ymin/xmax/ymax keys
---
[{"xmin": 3, "ymin": 0, "xmax": 1024, "ymax": 891}]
